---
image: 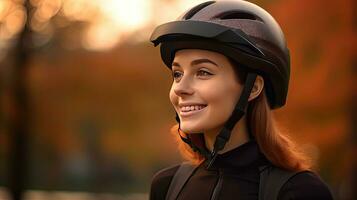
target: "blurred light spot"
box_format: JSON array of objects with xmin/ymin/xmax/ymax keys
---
[
  {"xmin": 33, "ymin": 0, "xmax": 62, "ymax": 23},
  {"xmin": 177, "ymin": 0, "xmax": 208, "ymax": 11},
  {"xmin": 99, "ymin": 0, "xmax": 151, "ymax": 29},
  {"xmin": 152, "ymin": 0, "xmax": 207, "ymax": 24},
  {"xmin": 80, "ymin": 0, "xmax": 153, "ymax": 50},
  {"xmin": 82, "ymin": 22, "xmax": 121, "ymax": 51},
  {"xmin": 3, "ymin": 5, "xmax": 26, "ymax": 38},
  {"xmin": 0, "ymin": 0, "xmax": 12, "ymax": 22},
  {"xmin": 62, "ymin": 0, "xmax": 96, "ymax": 21},
  {"xmin": 30, "ymin": 16, "xmax": 48, "ymax": 32}
]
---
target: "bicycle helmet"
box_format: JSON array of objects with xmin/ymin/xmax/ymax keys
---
[{"xmin": 150, "ymin": 0, "xmax": 290, "ymax": 167}]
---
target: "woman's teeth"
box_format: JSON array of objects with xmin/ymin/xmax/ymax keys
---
[{"xmin": 181, "ymin": 105, "xmax": 206, "ymax": 112}]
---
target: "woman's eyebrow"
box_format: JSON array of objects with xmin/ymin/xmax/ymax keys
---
[
  {"xmin": 172, "ymin": 61, "xmax": 181, "ymax": 67},
  {"xmin": 191, "ymin": 58, "xmax": 218, "ymax": 67},
  {"xmin": 172, "ymin": 58, "xmax": 219, "ymax": 68}
]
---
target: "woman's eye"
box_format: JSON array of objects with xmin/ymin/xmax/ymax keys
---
[
  {"xmin": 197, "ymin": 70, "xmax": 213, "ymax": 77},
  {"xmin": 172, "ymin": 71, "xmax": 183, "ymax": 80}
]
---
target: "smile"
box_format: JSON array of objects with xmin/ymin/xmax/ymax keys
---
[{"xmin": 179, "ymin": 104, "xmax": 207, "ymax": 117}]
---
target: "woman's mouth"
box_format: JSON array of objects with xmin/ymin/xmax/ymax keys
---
[{"xmin": 179, "ymin": 104, "xmax": 207, "ymax": 117}]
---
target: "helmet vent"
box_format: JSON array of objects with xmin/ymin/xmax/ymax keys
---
[
  {"xmin": 218, "ymin": 12, "xmax": 262, "ymax": 21},
  {"xmin": 182, "ymin": 1, "xmax": 216, "ymax": 19}
]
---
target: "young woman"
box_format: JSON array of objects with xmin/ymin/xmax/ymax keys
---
[{"xmin": 149, "ymin": 1, "xmax": 333, "ymax": 199}]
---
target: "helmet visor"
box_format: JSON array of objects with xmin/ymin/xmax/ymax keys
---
[{"xmin": 150, "ymin": 20, "xmax": 264, "ymax": 57}]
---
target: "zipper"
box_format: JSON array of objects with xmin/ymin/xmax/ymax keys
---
[{"xmin": 210, "ymin": 169, "xmax": 223, "ymax": 200}]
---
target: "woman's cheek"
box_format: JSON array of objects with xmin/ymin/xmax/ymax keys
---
[{"xmin": 169, "ymin": 87, "xmax": 178, "ymax": 110}]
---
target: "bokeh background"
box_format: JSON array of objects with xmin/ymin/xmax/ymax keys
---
[{"xmin": 0, "ymin": 0, "xmax": 356, "ymax": 199}]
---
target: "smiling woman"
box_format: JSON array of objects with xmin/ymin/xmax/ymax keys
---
[
  {"xmin": 169, "ymin": 49, "xmax": 256, "ymax": 152},
  {"xmin": 149, "ymin": 1, "xmax": 333, "ymax": 200}
]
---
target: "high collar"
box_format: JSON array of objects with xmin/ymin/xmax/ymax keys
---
[{"xmin": 204, "ymin": 140, "xmax": 269, "ymax": 170}]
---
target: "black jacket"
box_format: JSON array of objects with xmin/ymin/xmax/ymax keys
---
[{"xmin": 150, "ymin": 141, "xmax": 333, "ymax": 200}]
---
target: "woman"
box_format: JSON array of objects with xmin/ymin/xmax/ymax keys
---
[{"xmin": 149, "ymin": 1, "xmax": 333, "ymax": 199}]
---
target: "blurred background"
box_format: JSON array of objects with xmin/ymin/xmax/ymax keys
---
[{"xmin": 0, "ymin": 0, "xmax": 355, "ymax": 199}]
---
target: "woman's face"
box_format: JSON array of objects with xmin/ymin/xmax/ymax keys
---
[{"xmin": 169, "ymin": 49, "xmax": 243, "ymax": 134}]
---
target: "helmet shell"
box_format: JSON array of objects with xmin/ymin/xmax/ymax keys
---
[{"xmin": 151, "ymin": 0, "xmax": 290, "ymax": 109}]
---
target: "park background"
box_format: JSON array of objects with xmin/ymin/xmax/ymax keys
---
[{"xmin": 0, "ymin": 0, "xmax": 356, "ymax": 199}]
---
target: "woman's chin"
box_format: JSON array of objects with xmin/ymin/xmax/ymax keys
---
[{"xmin": 180, "ymin": 125, "xmax": 203, "ymax": 134}]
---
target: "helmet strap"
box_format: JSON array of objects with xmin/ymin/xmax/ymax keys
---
[
  {"xmin": 207, "ymin": 72, "xmax": 257, "ymax": 168},
  {"xmin": 176, "ymin": 125, "xmax": 211, "ymax": 159}
]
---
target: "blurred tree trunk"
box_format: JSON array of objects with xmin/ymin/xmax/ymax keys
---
[
  {"xmin": 350, "ymin": 1, "xmax": 356, "ymax": 199},
  {"xmin": 350, "ymin": 59, "xmax": 357, "ymax": 200},
  {"xmin": 8, "ymin": 1, "xmax": 32, "ymax": 200}
]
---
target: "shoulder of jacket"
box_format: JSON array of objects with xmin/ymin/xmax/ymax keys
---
[
  {"xmin": 278, "ymin": 171, "xmax": 334, "ymax": 200},
  {"xmin": 151, "ymin": 164, "xmax": 181, "ymax": 188},
  {"xmin": 150, "ymin": 164, "xmax": 181, "ymax": 200}
]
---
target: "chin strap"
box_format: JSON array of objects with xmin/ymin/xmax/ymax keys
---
[
  {"xmin": 176, "ymin": 72, "xmax": 257, "ymax": 169},
  {"xmin": 177, "ymin": 128, "xmax": 211, "ymax": 159}
]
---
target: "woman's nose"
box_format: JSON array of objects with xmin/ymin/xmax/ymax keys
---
[{"xmin": 173, "ymin": 76, "xmax": 194, "ymax": 96}]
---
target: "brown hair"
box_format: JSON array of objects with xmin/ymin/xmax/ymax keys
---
[{"xmin": 171, "ymin": 59, "xmax": 312, "ymax": 171}]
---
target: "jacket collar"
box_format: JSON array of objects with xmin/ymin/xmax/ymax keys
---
[{"xmin": 204, "ymin": 140, "xmax": 269, "ymax": 170}]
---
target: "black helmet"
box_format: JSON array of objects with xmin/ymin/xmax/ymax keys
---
[
  {"xmin": 150, "ymin": 0, "xmax": 290, "ymax": 167},
  {"xmin": 150, "ymin": 0, "xmax": 290, "ymax": 108}
]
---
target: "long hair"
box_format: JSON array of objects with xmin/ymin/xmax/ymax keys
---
[{"xmin": 171, "ymin": 60, "xmax": 312, "ymax": 171}]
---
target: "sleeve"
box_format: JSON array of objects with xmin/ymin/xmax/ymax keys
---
[
  {"xmin": 278, "ymin": 171, "xmax": 334, "ymax": 200},
  {"xmin": 149, "ymin": 165, "xmax": 180, "ymax": 200}
]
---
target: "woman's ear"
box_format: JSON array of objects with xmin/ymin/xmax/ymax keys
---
[{"xmin": 248, "ymin": 75, "xmax": 264, "ymax": 101}]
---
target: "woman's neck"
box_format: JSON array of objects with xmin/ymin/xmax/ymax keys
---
[{"xmin": 203, "ymin": 116, "xmax": 250, "ymax": 154}]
